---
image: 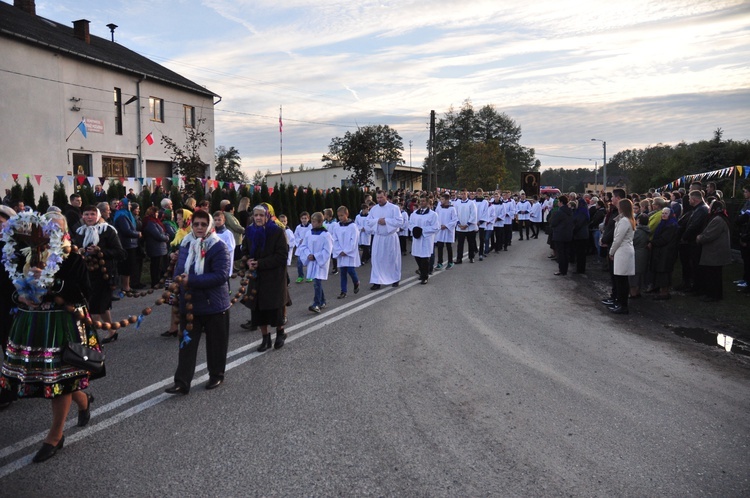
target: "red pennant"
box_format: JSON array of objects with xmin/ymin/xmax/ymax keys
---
[
  {"xmin": 155, "ymin": 177, "xmax": 163, "ymax": 186},
  {"xmin": 268, "ymin": 187, "xmax": 274, "ymax": 195},
  {"xmin": 255, "ymin": 185, "xmax": 261, "ymax": 192},
  {"xmin": 34, "ymin": 174, "xmax": 43, "ymax": 185},
  {"xmin": 77, "ymin": 175, "xmax": 86, "ymax": 185},
  {"xmin": 99, "ymin": 176, "xmax": 106, "ymax": 185},
  {"xmin": 119, "ymin": 177, "xmax": 126, "ymax": 183},
  {"xmin": 12, "ymin": 174, "xmax": 18, "ymax": 182}
]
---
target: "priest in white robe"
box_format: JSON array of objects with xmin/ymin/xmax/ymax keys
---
[{"xmin": 365, "ymin": 191, "xmax": 402, "ymax": 289}]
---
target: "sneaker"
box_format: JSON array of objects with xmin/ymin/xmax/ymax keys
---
[
  {"xmin": 320, "ymin": 303, "xmax": 327, "ymax": 309},
  {"xmin": 308, "ymin": 305, "xmax": 321, "ymax": 313},
  {"xmin": 435, "ymin": 263, "xmax": 444, "ymax": 270},
  {"xmin": 305, "ymin": 278, "xmax": 313, "ymax": 283},
  {"xmin": 332, "ymin": 269, "xmax": 339, "ymax": 275},
  {"xmin": 446, "ymin": 262, "xmax": 454, "ymax": 269},
  {"xmin": 479, "ymin": 255, "xmax": 484, "ymax": 261},
  {"xmin": 353, "ymin": 282, "xmax": 360, "ymax": 294},
  {"xmin": 738, "ymin": 282, "xmax": 748, "ymax": 288},
  {"xmin": 337, "ymin": 292, "xmax": 347, "ymax": 299},
  {"xmin": 295, "ymin": 277, "xmax": 304, "ymax": 283},
  {"xmin": 733, "ymin": 279, "xmax": 746, "ymax": 285},
  {"xmin": 469, "ymin": 258, "xmax": 474, "ymax": 263}
]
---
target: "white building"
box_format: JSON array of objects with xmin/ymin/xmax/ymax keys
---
[
  {"xmin": 0, "ymin": 0, "xmax": 218, "ymax": 199},
  {"xmin": 266, "ymin": 163, "xmax": 423, "ymax": 191}
]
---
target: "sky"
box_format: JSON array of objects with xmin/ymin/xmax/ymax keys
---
[{"xmin": 35, "ymin": 0, "xmax": 750, "ymax": 178}]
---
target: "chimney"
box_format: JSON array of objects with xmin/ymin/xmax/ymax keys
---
[
  {"xmin": 73, "ymin": 19, "xmax": 91, "ymax": 44},
  {"xmin": 14, "ymin": 0, "xmax": 36, "ymax": 16}
]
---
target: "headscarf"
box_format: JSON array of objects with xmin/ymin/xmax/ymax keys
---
[
  {"xmin": 171, "ymin": 209, "xmax": 193, "ymax": 248},
  {"xmin": 653, "ymin": 207, "xmax": 678, "ymax": 239},
  {"xmin": 262, "ymin": 202, "xmax": 286, "ymax": 230},
  {"xmin": 143, "ymin": 210, "xmax": 166, "ymax": 233},
  {"xmin": 113, "ymin": 198, "xmax": 136, "ymax": 227},
  {"xmin": 75, "ymin": 208, "xmax": 110, "ymax": 247},
  {"xmin": 180, "ymin": 213, "xmax": 220, "ymax": 276},
  {"xmin": 163, "ymin": 208, "xmax": 178, "ymax": 234},
  {"xmin": 245, "ymin": 204, "xmax": 280, "ymax": 258}
]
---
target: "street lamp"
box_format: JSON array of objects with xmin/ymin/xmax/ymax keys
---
[{"xmin": 591, "ymin": 138, "xmax": 606, "ymax": 193}]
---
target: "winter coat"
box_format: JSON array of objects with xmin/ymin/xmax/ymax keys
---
[
  {"xmin": 632, "ymin": 225, "xmax": 651, "ymax": 275},
  {"xmin": 697, "ymin": 216, "xmax": 732, "ymax": 266},
  {"xmin": 243, "ymin": 225, "xmax": 288, "ymax": 311},
  {"xmin": 143, "ymin": 220, "xmax": 169, "ymax": 257},
  {"xmin": 610, "ymin": 217, "xmax": 635, "ymax": 276},
  {"xmin": 650, "ymin": 221, "xmax": 679, "ymax": 273},
  {"xmin": 114, "ymin": 212, "xmax": 140, "ymax": 249},
  {"xmin": 549, "ymin": 206, "xmax": 574, "ymax": 242},
  {"xmin": 174, "ymin": 239, "xmax": 231, "ymax": 316},
  {"xmin": 572, "ymin": 209, "xmax": 589, "ymax": 240}
]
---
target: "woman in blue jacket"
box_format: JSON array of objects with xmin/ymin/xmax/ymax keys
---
[
  {"xmin": 164, "ymin": 210, "xmax": 231, "ymax": 395},
  {"xmin": 113, "ymin": 197, "xmax": 141, "ymax": 293}
]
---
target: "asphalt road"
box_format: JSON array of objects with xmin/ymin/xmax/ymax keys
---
[{"xmin": 1, "ymin": 238, "xmax": 748, "ymax": 496}]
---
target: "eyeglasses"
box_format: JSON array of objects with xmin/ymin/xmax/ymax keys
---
[{"xmin": 192, "ymin": 222, "xmax": 209, "ymax": 227}]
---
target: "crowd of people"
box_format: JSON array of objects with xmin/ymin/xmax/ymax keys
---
[{"xmin": 0, "ymin": 179, "xmax": 748, "ymax": 463}]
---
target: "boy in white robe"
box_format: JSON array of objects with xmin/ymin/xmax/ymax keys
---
[
  {"xmin": 332, "ymin": 206, "xmax": 361, "ymax": 298},
  {"xmin": 278, "ymin": 214, "xmax": 295, "ymax": 265},
  {"xmin": 213, "ymin": 211, "xmax": 236, "ymax": 277},
  {"xmin": 529, "ymin": 196, "xmax": 543, "ymax": 239},
  {"xmin": 293, "ymin": 211, "xmax": 312, "ymax": 283},
  {"xmin": 435, "ymin": 193, "xmax": 458, "ymax": 269},
  {"xmin": 323, "ymin": 208, "xmax": 338, "ymax": 275},
  {"xmin": 409, "ymin": 196, "xmax": 440, "ymax": 284},
  {"xmin": 297, "ymin": 212, "xmax": 332, "ymax": 313},
  {"xmin": 355, "ymin": 204, "xmax": 371, "ymax": 264}
]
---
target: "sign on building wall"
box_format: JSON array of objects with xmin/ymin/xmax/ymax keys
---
[{"xmin": 84, "ymin": 118, "xmax": 104, "ymax": 134}]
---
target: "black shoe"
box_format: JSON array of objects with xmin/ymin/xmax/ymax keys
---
[
  {"xmin": 257, "ymin": 334, "xmax": 273, "ymax": 352},
  {"xmin": 455, "ymin": 260, "xmax": 462, "ymax": 265},
  {"xmin": 332, "ymin": 269, "xmax": 339, "ymax": 275},
  {"xmin": 337, "ymin": 292, "xmax": 347, "ymax": 299},
  {"xmin": 161, "ymin": 330, "xmax": 178, "ymax": 337},
  {"xmin": 600, "ymin": 298, "xmax": 615, "ymax": 306},
  {"xmin": 111, "ymin": 295, "xmax": 120, "ymax": 302},
  {"xmin": 420, "ymin": 279, "xmax": 428, "ymax": 285},
  {"xmin": 206, "ymin": 378, "xmax": 223, "ymax": 390},
  {"xmin": 354, "ymin": 282, "xmax": 360, "ymax": 294},
  {"xmin": 101, "ymin": 332, "xmax": 118, "ymax": 344},
  {"xmin": 33, "ymin": 436, "xmax": 64, "ymax": 463},
  {"xmin": 370, "ymin": 284, "xmax": 381, "ymax": 290},
  {"xmin": 469, "ymin": 258, "xmax": 474, "ymax": 263},
  {"xmin": 392, "ymin": 281, "xmax": 400, "ymax": 287},
  {"xmin": 274, "ymin": 330, "xmax": 287, "ymax": 350},
  {"xmin": 77, "ymin": 393, "xmax": 94, "ymax": 427},
  {"xmin": 165, "ymin": 384, "xmax": 189, "ymax": 395},
  {"xmin": 610, "ymin": 305, "xmax": 629, "ymax": 314}
]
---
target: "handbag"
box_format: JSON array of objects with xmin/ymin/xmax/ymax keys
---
[{"xmin": 62, "ymin": 342, "xmax": 106, "ymax": 374}]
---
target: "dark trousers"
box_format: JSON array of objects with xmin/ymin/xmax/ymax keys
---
[
  {"xmin": 456, "ymin": 231, "xmax": 477, "ymax": 261},
  {"xmin": 614, "ymin": 274, "xmax": 630, "ymax": 308},
  {"xmin": 436, "ymin": 242, "xmax": 453, "ymax": 264},
  {"xmin": 399, "ymin": 235, "xmax": 408, "ymax": 255},
  {"xmin": 699, "ymin": 265, "xmax": 723, "ymax": 299},
  {"xmin": 339, "ymin": 266, "xmax": 359, "ymax": 293},
  {"xmin": 504, "ymin": 225, "xmax": 513, "ymax": 249},
  {"xmin": 742, "ymin": 245, "xmax": 750, "ymax": 283},
  {"xmin": 531, "ymin": 222, "xmax": 540, "ymax": 238},
  {"xmin": 493, "ymin": 226, "xmax": 504, "ymax": 252},
  {"xmin": 415, "ymin": 256, "xmax": 430, "ymax": 281},
  {"xmin": 360, "ymin": 245, "xmax": 371, "ymax": 264},
  {"xmin": 477, "ymin": 228, "xmax": 485, "ymax": 255},
  {"xmin": 174, "ymin": 311, "xmax": 229, "ymax": 390},
  {"xmin": 689, "ymin": 245, "xmax": 703, "ymax": 292},
  {"xmin": 149, "ymin": 254, "xmax": 167, "ymax": 288},
  {"xmin": 574, "ymin": 239, "xmax": 588, "ymax": 274},
  {"xmin": 555, "ymin": 241, "xmax": 571, "ymax": 275},
  {"xmin": 518, "ymin": 220, "xmax": 530, "ymax": 239}
]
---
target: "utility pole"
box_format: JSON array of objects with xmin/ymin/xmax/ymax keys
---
[
  {"xmin": 429, "ymin": 110, "xmax": 436, "ymax": 191},
  {"xmin": 409, "ymin": 140, "xmax": 413, "ymax": 168}
]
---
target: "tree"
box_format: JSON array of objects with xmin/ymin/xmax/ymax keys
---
[
  {"xmin": 215, "ymin": 146, "xmax": 248, "ymax": 183},
  {"xmin": 323, "ymin": 124, "xmax": 403, "ymax": 188},
  {"xmin": 107, "ymin": 180, "xmax": 126, "ymax": 202},
  {"xmin": 37, "ymin": 193, "xmax": 50, "ymax": 213},
  {"xmin": 251, "ymin": 170, "xmax": 265, "ymax": 185},
  {"xmin": 427, "ymin": 100, "xmax": 536, "ymax": 189},
  {"xmin": 53, "ymin": 181, "xmax": 67, "ymax": 209},
  {"xmin": 456, "ymin": 140, "xmax": 507, "ymax": 191},
  {"xmin": 161, "ymin": 117, "xmax": 209, "ymax": 179},
  {"xmin": 22, "ymin": 178, "xmax": 36, "ymax": 209}
]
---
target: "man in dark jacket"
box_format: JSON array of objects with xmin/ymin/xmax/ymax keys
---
[
  {"xmin": 165, "ymin": 210, "xmax": 231, "ymax": 395},
  {"xmin": 64, "ymin": 193, "xmax": 82, "ymax": 234},
  {"xmin": 678, "ymin": 190, "xmax": 709, "ymax": 293}
]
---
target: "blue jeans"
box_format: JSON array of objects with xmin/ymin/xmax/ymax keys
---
[
  {"xmin": 296, "ymin": 257, "xmax": 304, "ymax": 278},
  {"xmin": 313, "ymin": 279, "xmax": 325, "ymax": 307},
  {"xmin": 484, "ymin": 229, "xmax": 493, "ymax": 255},
  {"xmin": 339, "ymin": 266, "xmax": 359, "ymax": 293}
]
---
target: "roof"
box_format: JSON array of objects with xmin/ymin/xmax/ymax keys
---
[{"xmin": 0, "ymin": 1, "xmax": 217, "ymax": 98}]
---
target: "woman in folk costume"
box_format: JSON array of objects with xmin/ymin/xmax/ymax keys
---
[
  {"xmin": 243, "ymin": 204, "xmax": 289, "ymax": 352},
  {"xmin": 72, "ymin": 205, "xmax": 126, "ymax": 342},
  {"xmin": 1, "ymin": 212, "xmax": 101, "ymax": 462},
  {"xmin": 164, "ymin": 210, "xmax": 231, "ymax": 395}
]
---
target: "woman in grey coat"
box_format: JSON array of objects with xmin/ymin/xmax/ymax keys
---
[{"xmin": 696, "ymin": 200, "xmax": 732, "ymax": 301}]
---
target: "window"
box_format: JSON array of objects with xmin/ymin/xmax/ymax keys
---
[
  {"xmin": 184, "ymin": 105, "xmax": 195, "ymax": 128},
  {"xmin": 149, "ymin": 97, "xmax": 163, "ymax": 122},
  {"xmin": 114, "ymin": 88, "xmax": 123, "ymax": 135},
  {"xmin": 102, "ymin": 157, "xmax": 135, "ymax": 177},
  {"xmin": 72, "ymin": 153, "xmax": 92, "ymax": 176}
]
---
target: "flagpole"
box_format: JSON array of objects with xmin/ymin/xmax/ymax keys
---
[
  {"xmin": 279, "ymin": 105, "xmax": 283, "ymax": 183},
  {"xmin": 65, "ymin": 118, "xmax": 85, "ymax": 142}
]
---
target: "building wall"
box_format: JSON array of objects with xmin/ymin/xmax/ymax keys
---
[
  {"xmin": 0, "ymin": 36, "xmax": 215, "ymax": 201},
  {"xmin": 266, "ymin": 165, "xmax": 423, "ymax": 191}
]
